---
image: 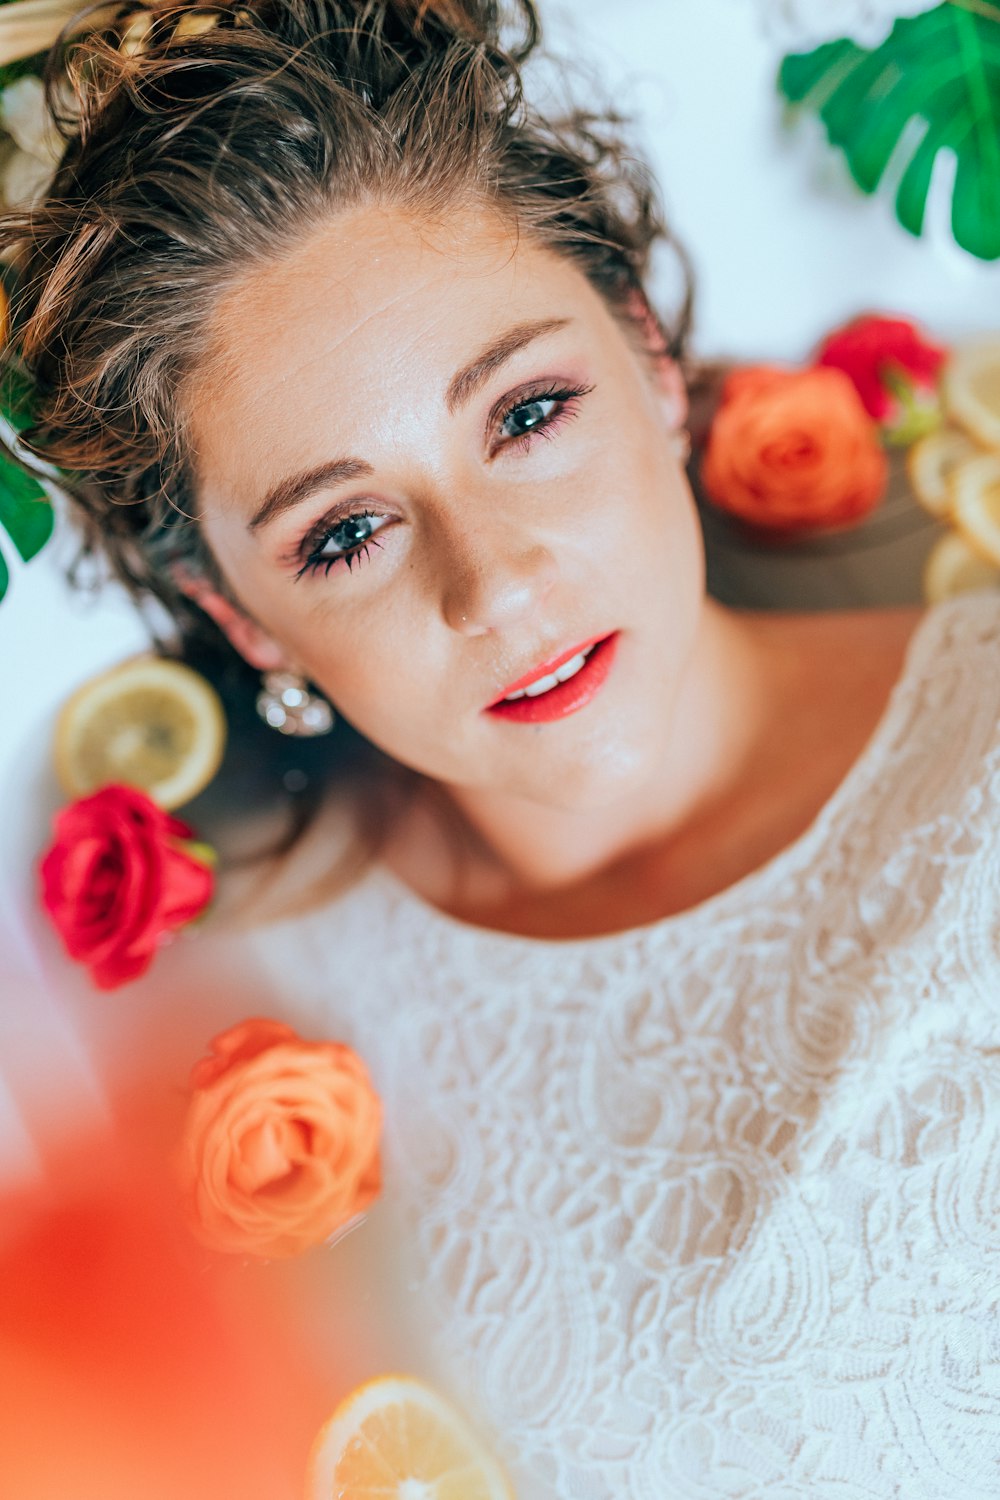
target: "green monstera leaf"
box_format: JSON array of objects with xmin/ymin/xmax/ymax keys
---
[
  {"xmin": 0, "ymin": 458, "xmax": 53, "ymax": 602},
  {"xmin": 779, "ymin": 2, "xmax": 1000, "ymax": 261},
  {"xmin": 0, "ymin": 367, "xmax": 54, "ymax": 604}
]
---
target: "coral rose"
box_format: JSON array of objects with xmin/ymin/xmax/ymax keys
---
[
  {"xmin": 816, "ymin": 313, "xmax": 947, "ymax": 439},
  {"xmin": 700, "ymin": 364, "xmax": 888, "ymax": 531},
  {"xmin": 179, "ymin": 1019, "xmax": 382, "ymax": 1259},
  {"xmin": 39, "ymin": 783, "xmax": 214, "ymax": 990}
]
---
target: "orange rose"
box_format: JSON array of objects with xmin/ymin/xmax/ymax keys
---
[
  {"xmin": 179, "ymin": 1019, "xmax": 382, "ymax": 1259},
  {"xmin": 700, "ymin": 364, "xmax": 888, "ymax": 531}
]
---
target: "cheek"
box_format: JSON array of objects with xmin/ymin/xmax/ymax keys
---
[
  {"xmin": 582, "ymin": 417, "xmax": 702, "ymax": 604},
  {"xmin": 198, "ymin": 510, "xmax": 439, "ymax": 754},
  {"xmin": 288, "ymin": 588, "xmax": 449, "ymax": 758}
]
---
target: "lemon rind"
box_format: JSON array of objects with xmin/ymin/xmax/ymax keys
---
[
  {"xmin": 53, "ymin": 656, "xmax": 226, "ymax": 809},
  {"xmin": 923, "ymin": 530, "xmax": 1000, "ymax": 604},
  {"xmin": 943, "ymin": 344, "xmax": 1000, "ymax": 451},
  {"xmin": 950, "ymin": 454, "xmax": 1000, "ymax": 570},
  {"xmin": 906, "ymin": 427, "xmax": 982, "ymax": 520},
  {"xmin": 305, "ymin": 1373, "xmax": 514, "ymax": 1500}
]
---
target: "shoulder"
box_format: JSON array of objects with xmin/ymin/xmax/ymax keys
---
[
  {"xmin": 783, "ymin": 601, "xmax": 924, "ymax": 662},
  {"xmin": 777, "ymin": 595, "xmax": 1000, "ymax": 707},
  {"xmin": 853, "ymin": 594, "xmax": 1000, "ymax": 820},
  {"xmin": 878, "ymin": 593, "xmax": 1000, "ymax": 717},
  {"xmin": 844, "ymin": 594, "xmax": 1000, "ymax": 739},
  {"xmin": 749, "ymin": 597, "xmax": 1000, "ymax": 834}
]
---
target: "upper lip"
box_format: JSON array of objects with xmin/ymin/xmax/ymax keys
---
[{"xmin": 486, "ymin": 632, "xmax": 611, "ymax": 707}]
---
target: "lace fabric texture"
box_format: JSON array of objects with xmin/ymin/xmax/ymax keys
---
[{"xmin": 249, "ymin": 594, "xmax": 1000, "ymax": 1499}]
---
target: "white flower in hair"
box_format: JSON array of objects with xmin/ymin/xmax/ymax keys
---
[
  {"xmin": 755, "ymin": 0, "xmax": 942, "ymax": 50},
  {"xmin": 0, "ymin": 75, "xmax": 63, "ymax": 207}
]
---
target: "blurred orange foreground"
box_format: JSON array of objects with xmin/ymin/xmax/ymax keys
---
[{"xmin": 0, "ymin": 1102, "xmax": 335, "ymax": 1500}]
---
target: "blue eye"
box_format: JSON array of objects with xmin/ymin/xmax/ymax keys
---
[
  {"xmin": 295, "ymin": 509, "xmax": 390, "ymax": 580},
  {"xmin": 500, "ymin": 395, "xmax": 560, "ymax": 439},
  {"xmin": 322, "ymin": 513, "xmax": 380, "ymax": 555},
  {"xmin": 494, "ymin": 383, "xmax": 593, "ymax": 453}
]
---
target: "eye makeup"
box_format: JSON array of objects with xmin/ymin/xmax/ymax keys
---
[
  {"xmin": 284, "ymin": 500, "xmax": 393, "ymax": 582},
  {"xmin": 287, "ymin": 375, "xmax": 596, "ymax": 582},
  {"xmin": 485, "ymin": 378, "xmax": 594, "ymax": 458}
]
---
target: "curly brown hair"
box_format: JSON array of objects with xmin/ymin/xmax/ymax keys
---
[{"xmin": 3, "ymin": 0, "xmax": 691, "ymax": 878}]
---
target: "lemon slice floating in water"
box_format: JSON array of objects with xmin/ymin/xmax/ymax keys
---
[
  {"xmin": 924, "ymin": 529, "xmax": 1000, "ymax": 604},
  {"xmin": 305, "ymin": 1375, "xmax": 514, "ymax": 1500},
  {"xmin": 951, "ymin": 453, "xmax": 1000, "ymax": 569},
  {"xmin": 54, "ymin": 656, "xmax": 226, "ymax": 809},
  {"xmin": 907, "ymin": 426, "xmax": 983, "ymax": 520},
  {"xmin": 944, "ymin": 341, "xmax": 1000, "ymax": 449}
]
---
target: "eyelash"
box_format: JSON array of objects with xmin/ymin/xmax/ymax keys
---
[
  {"xmin": 490, "ymin": 381, "xmax": 591, "ymax": 457},
  {"xmin": 293, "ymin": 520, "xmax": 383, "ymax": 582},
  {"xmin": 292, "ymin": 380, "xmax": 593, "ymax": 581}
]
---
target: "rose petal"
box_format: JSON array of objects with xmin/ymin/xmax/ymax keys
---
[
  {"xmin": 702, "ymin": 365, "xmax": 887, "ymax": 530},
  {"xmin": 190, "ymin": 1019, "xmax": 299, "ymax": 1089},
  {"xmin": 178, "ymin": 1028, "xmax": 382, "ymax": 1259},
  {"xmin": 38, "ymin": 785, "xmax": 214, "ymax": 990}
]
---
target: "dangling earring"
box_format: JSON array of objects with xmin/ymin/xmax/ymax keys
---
[
  {"xmin": 256, "ymin": 671, "xmax": 335, "ymax": 736},
  {"xmin": 671, "ymin": 427, "xmax": 692, "ymax": 464}
]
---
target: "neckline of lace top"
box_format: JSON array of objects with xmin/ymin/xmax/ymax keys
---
[{"xmin": 365, "ymin": 593, "xmax": 1000, "ymax": 957}]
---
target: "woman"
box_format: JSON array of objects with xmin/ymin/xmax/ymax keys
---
[{"xmin": 9, "ymin": 1, "xmax": 1000, "ymax": 1494}]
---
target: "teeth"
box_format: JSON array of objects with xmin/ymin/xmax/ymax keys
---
[
  {"xmin": 502, "ymin": 646, "xmax": 593, "ymax": 702},
  {"xmin": 524, "ymin": 672, "xmax": 560, "ymax": 698},
  {"xmin": 554, "ymin": 650, "xmax": 587, "ymax": 683}
]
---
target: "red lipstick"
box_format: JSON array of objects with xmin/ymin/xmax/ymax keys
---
[{"xmin": 486, "ymin": 632, "xmax": 619, "ymax": 724}]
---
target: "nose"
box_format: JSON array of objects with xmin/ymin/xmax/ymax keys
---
[{"xmin": 439, "ymin": 525, "xmax": 558, "ymax": 637}]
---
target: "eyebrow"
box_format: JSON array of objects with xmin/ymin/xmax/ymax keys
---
[
  {"xmin": 445, "ymin": 316, "xmax": 570, "ymax": 414},
  {"xmin": 246, "ymin": 316, "xmax": 572, "ymax": 534},
  {"xmin": 247, "ymin": 458, "xmax": 373, "ymax": 534}
]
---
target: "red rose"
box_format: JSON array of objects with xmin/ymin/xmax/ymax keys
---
[
  {"xmin": 39, "ymin": 784, "xmax": 214, "ymax": 990},
  {"xmin": 816, "ymin": 314, "xmax": 948, "ymax": 439}
]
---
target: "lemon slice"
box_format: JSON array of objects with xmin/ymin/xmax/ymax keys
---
[
  {"xmin": 950, "ymin": 453, "xmax": 1000, "ymax": 568},
  {"xmin": 943, "ymin": 340, "xmax": 1000, "ymax": 449},
  {"xmin": 305, "ymin": 1375, "xmax": 514, "ymax": 1500},
  {"xmin": 907, "ymin": 426, "xmax": 983, "ymax": 519},
  {"xmin": 54, "ymin": 656, "xmax": 226, "ymax": 808},
  {"xmin": 923, "ymin": 529, "xmax": 1000, "ymax": 604}
]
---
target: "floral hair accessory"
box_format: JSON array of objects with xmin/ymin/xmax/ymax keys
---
[
  {"xmin": 178, "ymin": 1018, "xmax": 383, "ymax": 1260},
  {"xmin": 816, "ymin": 314, "xmax": 948, "ymax": 444},
  {"xmin": 700, "ymin": 363, "xmax": 888, "ymax": 532},
  {"xmin": 39, "ymin": 783, "xmax": 215, "ymax": 990}
]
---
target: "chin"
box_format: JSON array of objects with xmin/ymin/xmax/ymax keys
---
[{"xmin": 509, "ymin": 725, "xmax": 663, "ymax": 814}]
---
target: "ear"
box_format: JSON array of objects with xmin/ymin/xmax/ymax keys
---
[
  {"xmin": 172, "ymin": 567, "xmax": 293, "ymax": 674},
  {"xmin": 625, "ymin": 289, "xmax": 688, "ymax": 431}
]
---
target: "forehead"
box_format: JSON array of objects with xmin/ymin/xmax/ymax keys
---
[{"xmin": 185, "ymin": 204, "xmax": 589, "ymax": 465}]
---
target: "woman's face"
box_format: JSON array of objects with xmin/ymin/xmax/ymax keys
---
[{"xmin": 187, "ymin": 203, "xmax": 704, "ymax": 812}]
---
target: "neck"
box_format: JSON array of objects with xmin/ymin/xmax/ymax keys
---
[{"xmin": 437, "ymin": 599, "xmax": 775, "ymax": 897}]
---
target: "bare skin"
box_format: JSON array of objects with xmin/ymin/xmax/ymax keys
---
[
  {"xmin": 382, "ymin": 604, "xmax": 923, "ymax": 937},
  {"xmin": 180, "ymin": 202, "xmax": 924, "ymax": 941}
]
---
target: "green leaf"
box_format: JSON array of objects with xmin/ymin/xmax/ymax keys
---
[
  {"xmin": 0, "ymin": 450, "xmax": 52, "ymax": 562},
  {"xmin": 0, "ymin": 365, "xmax": 38, "ymax": 433},
  {"xmin": 0, "ymin": 54, "xmax": 44, "ymax": 93},
  {"xmin": 779, "ymin": 3, "xmax": 1000, "ymax": 261},
  {"xmin": 0, "ymin": 360, "xmax": 53, "ymax": 598}
]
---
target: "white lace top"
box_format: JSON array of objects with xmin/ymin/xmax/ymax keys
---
[{"xmin": 241, "ymin": 593, "xmax": 1000, "ymax": 1499}]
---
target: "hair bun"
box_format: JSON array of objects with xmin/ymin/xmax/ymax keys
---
[
  {"xmin": 349, "ymin": 0, "xmax": 535, "ymax": 45},
  {"xmin": 395, "ymin": 0, "xmax": 506, "ymax": 33},
  {"xmin": 236, "ymin": 0, "xmax": 539, "ymax": 60}
]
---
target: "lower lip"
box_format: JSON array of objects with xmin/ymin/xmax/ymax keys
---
[{"xmin": 486, "ymin": 633, "xmax": 620, "ymax": 724}]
